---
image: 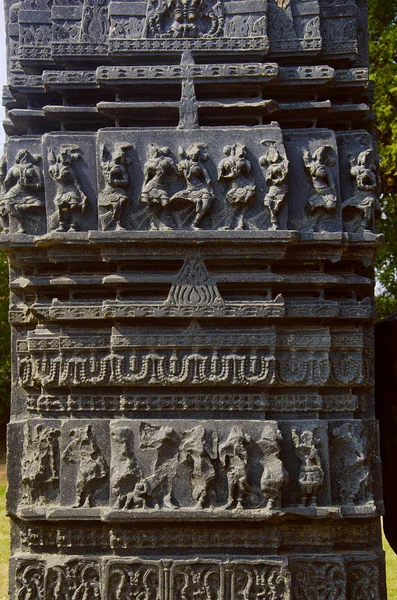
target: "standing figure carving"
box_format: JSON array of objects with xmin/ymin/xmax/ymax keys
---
[
  {"xmin": 260, "ymin": 144, "xmax": 289, "ymax": 230},
  {"xmin": 141, "ymin": 144, "xmax": 177, "ymax": 231},
  {"xmin": 342, "ymin": 149, "xmax": 379, "ymax": 233},
  {"xmin": 170, "ymin": 143, "xmax": 214, "ymax": 230},
  {"xmin": 179, "ymin": 425, "xmax": 218, "ymax": 508},
  {"xmin": 21, "ymin": 424, "xmax": 60, "ymax": 506},
  {"xmin": 0, "ymin": 150, "xmax": 44, "ymax": 235},
  {"xmin": 292, "ymin": 427, "xmax": 324, "ymax": 507},
  {"xmin": 303, "ymin": 145, "xmax": 338, "ymax": 232},
  {"xmin": 140, "ymin": 422, "xmax": 180, "ymax": 509},
  {"xmin": 99, "ymin": 143, "xmax": 132, "ymax": 231},
  {"xmin": 62, "ymin": 425, "xmax": 108, "ymax": 508},
  {"xmin": 110, "ymin": 426, "xmax": 146, "ymax": 509},
  {"xmin": 331, "ymin": 423, "xmax": 373, "ymax": 506},
  {"xmin": 258, "ymin": 422, "xmax": 288, "ymax": 510},
  {"xmin": 219, "ymin": 426, "xmax": 250, "ymax": 509},
  {"xmin": 48, "ymin": 145, "xmax": 88, "ymax": 232},
  {"xmin": 217, "ymin": 143, "xmax": 256, "ymax": 230}
]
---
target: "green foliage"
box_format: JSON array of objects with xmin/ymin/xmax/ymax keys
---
[{"xmin": 369, "ymin": 0, "xmax": 397, "ymax": 316}]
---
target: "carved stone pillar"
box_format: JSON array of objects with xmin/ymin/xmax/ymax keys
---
[{"xmin": 2, "ymin": 0, "xmax": 387, "ymax": 597}]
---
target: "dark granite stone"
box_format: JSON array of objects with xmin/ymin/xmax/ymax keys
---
[{"xmin": 1, "ymin": 0, "xmax": 388, "ymax": 597}]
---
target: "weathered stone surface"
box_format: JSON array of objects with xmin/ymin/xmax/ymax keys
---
[{"xmin": 1, "ymin": 0, "xmax": 387, "ymax": 597}]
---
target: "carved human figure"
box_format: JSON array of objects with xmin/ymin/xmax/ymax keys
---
[
  {"xmin": 342, "ymin": 149, "xmax": 379, "ymax": 233},
  {"xmin": 0, "ymin": 150, "xmax": 44, "ymax": 234},
  {"xmin": 170, "ymin": 143, "xmax": 214, "ymax": 230},
  {"xmin": 110, "ymin": 426, "xmax": 146, "ymax": 509},
  {"xmin": 331, "ymin": 423, "xmax": 372, "ymax": 506},
  {"xmin": 48, "ymin": 145, "xmax": 88, "ymax": 232},
  {"xmin": 16, "ymin": 563, "xmax": 44, "ymax": 600},
  {"xmin": 291, "ymin": 427, "xmax": 324, "ymax": 507},
  {"xmin": 62, "ymin": 425, "xmax": 108, "ymax": 508},
  {"xmin": 21, "ymin": 424, "xmax": 60, "ymax": 506},
  {"xmin": 140, "ymin": 422, "xmax": 180, "ymax": 509},
  {"xmin": 260, "ymin": 144, "xmax": 289, "ymax": 230},
  {"xmin": 217, "ymin": 143, "xmax": 256, "ymax": 230},
  {"xmin": 219, "ymin": 426, "xmax": 250, "ymax": 509},
  {"xmin": 303, "ymin": 145, "xmax": 338, "ymax": 232},
  {"xmin": 258, "ymin": 422, "xmax": 288, "ymax": 510},
  {"xmin": 99, "ymin": 143, "xmax": 132, "ymax": 231},
  {"xmin": 141, "ymin": 143, "xmax": 178, "ymax": 231},
  {"xmin": 179, "ymin": 425, "xmax": 218, "ymax": 508}
]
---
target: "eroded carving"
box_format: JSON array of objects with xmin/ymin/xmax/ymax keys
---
[
  {"xmin": 99, "ymin": 143, "xmax": 132, "ymax": 231},
  {"xmin": 303, "ymin": 145, "xmax": 338, "ymax": 232},
  {"xmin": 179, "ymin": 425, "xmax": 218, "ymax": 509},
  {"xmin": 343, "ymin": 149, "xmax": 379, "ymax": 234},
  {"xmin": 110, "ymin": 425, "xmax": 145, "ymax": 509},
  {"xmin": 259, "ymin": 422, "xmax": 288, "ymax": 510},
  {"xmin": 0, "ymin": 150, "xmax": 44, "ymax": 235},
  {"xmin": 62, "ymin": 425, "xmax": 108, "ymax": 507},
  {"xmin": 260, "ymin": 143, "xmax": 289, "ymax": 230},
  {"xmin": 47, "ymin": 560, "xmax": 101, "ymax": 600},
  {"xmin": 292, "ymin": 427, "xmax": 324, "ymax": 507},
  {"xmin": 140, "ymin": 422, "xmax": 180, "ymax": 509},
  {"xmin": 16, "ymin": 560, "xmax": 45, "ymax": 600},
  {"xmin": 219, "ymin": 426, "xmax": 250, "ymax": 509},
  {"xmin": 21, "ymin": 423, "xmax": 60, "ymax": 506},
  {"xmin": 331, "ymin": 423, "xmax": 373, "ymax": 506},
  {"xmin": 292, "ymin": 559, "xmax": 345, "ymax": 600},
  {"xmin": 48, "ymin": 145, "xmax": 88, "ymax": 232}
]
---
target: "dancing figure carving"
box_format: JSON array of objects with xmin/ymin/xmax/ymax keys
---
[
  {"xmin": 99, "ymin": 143, "xmax": 132, "ymax": 231},
  {"xmin": 170, "ymin": 143, "xmax": 214, "ymax": 230},
  {"xmin": 217, "ymin": 143, "xmax": 256, "ymax": 230},
  {"xmin": 48, "ymin": 145, "xmax": 88, "ymax": 232},
  {"xmin": 0, "ymin": 150, "xmax": 44, "ymax": 234},
  {"xmin": 292, "ymin": 427, "xmax": 324, "ymax": 507},
  {"xmin": 141, "ymin": 144, "xmax": 177, "ymax": 231}
]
